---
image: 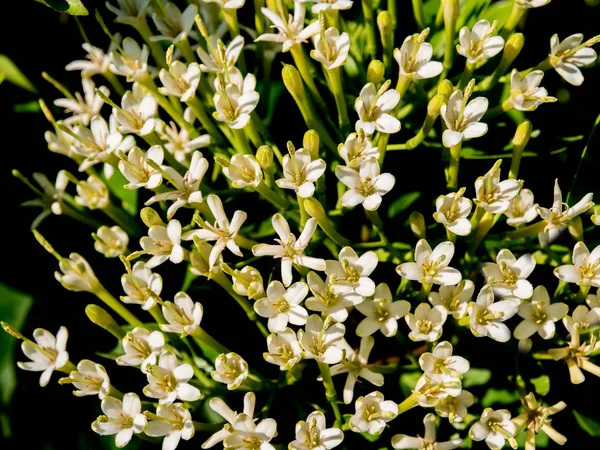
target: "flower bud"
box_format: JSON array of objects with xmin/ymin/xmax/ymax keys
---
[
  {"xmin": 444, "ymin": 0, "xmax": 459, "ymax": 24},
  {"xmin": 509, "ymin": 120, "xmax": 532, "ymax": 179},
  {"xmin": 55, "ymin": 253, "xmax": 99, "ymax": 292},
  {"xmin": 282, "ymin": 64, "xmax": 305, "ymax": 97},
  {"xmin": 427, "ymin": 94, "xmax": 447, "ymax": 118},
  {"xmin": 409, "ymin": 211, "xmax": 426, "ymax": 239},
  {"xmin": 303, "ymin": 130, "xmax": 320, "ymax": 160},
  {"xmin": 256, "ymin": 145, "xmax": 274, "ymax": 170},
  {"xmin": 377, "ymin": 11, "xmax": 393, "ymax": 49},
  {"xmin": 498, "ymin": 33, "xmax": 525, "ymax": 74},
  {"xmin": 93, "ymin": 226, "xmax": 129, "ymax": 258},
  {"xmin": 85, "ymin": 304, "xmax": 126, "ymax": 339},
  {"xmin": 367, "ymin": 60, "xmax": 386, "ymax": 85},
  {"xmin": 141, "ymin": 207, "xmax": 165, "ymax": 228},
  {"xmin": 568, "ymin": 216, "xmax": 584, "ymax": 242},
  {"xmin": 303, "ymin": 197, "xmax": 326, "ymax": 220},
  {"xmin": 437, "ymin": 79, "xmax": 453, "ymax": 97},
  {"xmin": 2, "ymin": 321, "xmax": 25, "ymax": 340}
]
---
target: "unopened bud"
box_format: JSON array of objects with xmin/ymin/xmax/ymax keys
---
[
  {"xmin": 367, "ymin": 60, "xmax": 386, "ymax": 85},
  {"xmin": 85, "ymin": 305, "xmax": 126, "ymax": 339},
  {"xmin": 518, "ymin": 338, "xmax": 532, "ymax": 354},
  {"xmin": 427, "ymin": 94, "xmax": 447, "ymax": 118},
  {"xmin": 377, "ymin": 11, "xmax": 393, "ymax": 38},
  {"xmin": 214, "ymin": 155, "xmax": 230, "ymax": 168},
  {"xmin": 141, "ymin": 207, "xmax": 165, "ymax": 228},
  {"xmin": 409, "ymin": 211, "xmax": 426, "ymax": 239},
  {"xmin": 2, "ymin": 321, "xmax": 25, "ymax": 340},
  {"xmin": 500, "ymin": 33, "xmax": 525, "ymax": 73},
  {"xmin": 195, "ymin": 14, "xmax": 209, "ymax": 39},
  {"xmin": 303, "ymin": 197, "xmax": 326, "ymax": 220},
  {"xmin": 568, "ymin": 216, "xmax": 584, "ymax": 242},
  {"xmin": 33, "ymin": 230, "xmax": 61, "ymax": 259},
  {"xmin": 282, "ymin": 64, "xmax": 305, "ymax": 97},
  {"xmin": 166, "ymin": 45, "xmax": 174, "ymax": 66},
  {"xmin": 509, "ymin": 120, "xmax": 532, "ymax": 179},
  {"xmin": 256, "ymin": 145, "xmax": 274, "ymax": 170},
  {"xmin": 303, "ymin": 130, "xmax": 320, "ymax": 160},
  {"xmin": 360, "ymin": 224, "xmax": 371, "ymax": 242},
  {"xmin": 444, "ymin": 0, "xmax": 459, "ymax": 23},
  {"xmin": 437, "ymin": 79, "xmax": 453, "ymax": 97}
]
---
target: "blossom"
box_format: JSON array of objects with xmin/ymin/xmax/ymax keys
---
[
  {"xmin": 397, "ymin": 239, "xmax": 462, "ymax": 286},
  {"xmin": 158, "ymin": 61, "xmax": 201, "ymax": 102},
  {"xmin": 338, "ymin": 132, "xmax": 380, "ymax": 168},
  {"xmin": 289, "ymin": 411, "xmax": 344, "ymax": 450},
  {"xmin": 298, "ymin": 315, "xmax": 345, "ymax": 364},
  {"xmin": 335, "ymin": 158, "xmax": 395, "ymax": 211},
  {"xmin": 253, "ymin": 214, "xmax": 325, "ymax": 287},
  {"xmin": 356, "ymin": 283, "xmax": 410, "ymax": 337},
  {"xmin": 349, "ymin": 391, "xmax": 397, "ymax": 435},
  {"xmin": 222, "ymin": 154, "xmax": 263, "ymax": 189},
  {"xmin": 305, "ymin": 271, "xmax": 363, "ymax": 322},
  {"xmin": 109, "ymin": 37, "xmax": 150, "ymax": 82},
  {"xmin": 203, "ymin": 0, "xmax": 245, "ymax": 9},
  {"xmin": 513, "ymin": 286, "xmax": 568, "ymax": 340},
  {"xmin": 54, "ymin": 78, "xmax": 108, "ymax": 126},
  {"xmin": 325, "ymin": 247, "xmax": 378, "ymax": 297},
  {"xmin": 482, "ymin": 249, "xmax": 535, "ymax": 300},
  {"xmin": 548, "ymin": 330, "xmax": 600, "ymax": 384},
  {"xmin": 510, "ymin": 69, "xmax": 556, "ymax": 111},
  {"xmin": 17, "ymin": 326, "xmax": 69, "ymax": 387},
  {"xmin": 467, "ymin": 285, "xmax": 518, "ymax": 342},
  {"xmin": 394, "ymin": 31, "xmax": 443, "ymax": 80},
  {"xmin": 474, "ymin": 160, "xmax": 522, "ymax": 214},
  {"xmin": 143, "ymin": 352, "xmax": 201, "ymax": 405},
  {"xmin": 255, "ymin": 4, "xmax": 320, "ymax": 52},
  {"xmin": 159, "ymin": 121, "xmax": 211, "ymax": 164},
  {"xmin": 254, "ymin": 281, "xmax": 309, "ymax": 333},
  {"xmin": 549, "ymin": 33, "xmax": 598, "ymax": 86},
  {"xmin": 55, "ymin": 253, "xmax": 99, "ymax": 292},
  {"xmin": 94, "ymin": 225, "xmax": 129, "ymax": 257},
  {"xmin": 150, "ymin": 2, "xmax": 197, "ymax": 43},
  {"xmin": 505, "ymin": 188, "xmax": 538, "ymax": 227},
  {"xmin": 75, "ymin": 175, "xmax": 109, "ymax": 210},
  {"xmin": 435, "ymin": 391, "xmax": 475, "ymax": 423},
  {"xmin": 211, "ymin": 352, "xmax": 248, "ymax": 390},
  {"xmin": 106, "ymin": 0, "xmax": 150, "ymax": 28},
  {"xmin": 63, "ymin": 359, "xmax": 110, "ymax": 398},
  {"xmin": 213, "ymin": 68, "xmax": 259, "ymax": 129},
  {"xmin": 113, "ymin": 92, "xmax": 157, "ymax": 136},
  {"xmin": 330, "ymin": 336, "xmax": 384, "ymax": 404},
  {"xmin": 311, "ymin": 27, "xmax": 350, "ymax": 70},
  {"xmin": 457, "ymin": 20, "xmax": 504, "ymax": 65},
  {"xmin": 160, "ymin": 292, "xmax": 203, "ymax": 337},
  {"xmin": 299, "ymin": 0, "xmax": 352, "ymax": 13},
  {"xmin": 515, "ymin": 0, "xmax": 550, "ymax": 7},
  {"xmin": 276, "ymin": 147, "xmax": 326, "ymax": 198},
  {"xmin": 433, "ymin": 188, "xmax": 473, "ymax": 236},
  {"xmin": 554, "ymin": 241, "xmax": 600, "ymax": 287},
  {"xmin": 512, "ymin": 393, "xmax": 567, "ymax": 448},
  {"xmin": 412, "ymin": 374, "xmax": 462, "ymax": 407},
  {"xmin": 469, "ymin": 408, "xmax": 517, "ymax": 450},
  {"xmin": 121, "ymin": 261, "xmax": 162, "ymax": 310},
  {"xmin": 140, "ymin": 219, "xmax": 185, "ymax": 268},
  {"xmin": 196, "ymin": 35, "xmax": 245, "ymax": 73},
  {"xmin": 92, "ymin": 393, "xmax": 146, "ymax": 448},
  {"xmin": 405, "ymin": 303, "xmax": 448, "ymax": 342},
  {"xmin": 202, "ymin": 393, "xmax": 257, "ymax": 448},
  {"xmin": 66, "ymin": 42, "xmax": 112, "ymax": 76},
  {"xmin": 116, "ymin": 327, "xmax": 165, "ymax": 372},
  {"xmin": 392, "ymin": 413, "xmax": 463, "ymax": 450},
  {"xmin": 222, "ymin": 264, "xmax": 265, "ymax": 300},
  {"xmin": 145, "ymin": 403, "xmax": 194, "ymax": 450},
  {"xmin": 190, "ymin": 242, "xmax": 223, "ymax": 278},
  {"xmin": 355, "ymin": 82, "xmax": 401, "ymax": 135},
  {"xmin": 440, "ymin": 88, "xmax": 488, "ymax": 148},
  {"xmin": 119, "ymin": 146, "xmax": 164, "ymax": 190},
  {"xmin": 563, "ymin": 304, "xmax": 600, "ymax": 334},
  {"xmin": 263, "ymin": 327, "xmax": 303, "ymax": 370},
  {"xmin": 45, "ymin": 121, "xmax": 77, "ymax": 157},
  {"xmin": 222, "ymin": 415, "xmax": 278, "ymax": 449},
  {"xmin": 428, "ymin": 280, "xmax": 474, "ymax": 319},
  {"xmin": 419, "ymin": 341, "xmax": 470, "ymax": 382}
]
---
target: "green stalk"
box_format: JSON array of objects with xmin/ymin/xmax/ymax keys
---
[
  {"xmin": 326, "ymin": 68, "xmax": 350, "ymax": 133},
  {"xmin": 317, "ymin": 361, "xmax": 343, "ymax": 428},
  {"xmin": 362, "ymin": 0, "xmax": 377, "ymax": 60},
  {"xmin": 94, "ymin": 285, "xmax": 144, "ymax": 327},
  {"xmin": 186, "ymin": 97, "xmax": 224, "ymax": 143},
  {"xmin": 289, "ymin": 45, "xmax": 325, "ymax": 109},
  {"xmin": 255, "ymin": 182, "xmax": 290, "ymax": 209},
  {"xmin": 446, "ymin": 143, "xmax": 462, "ymax": 189}
]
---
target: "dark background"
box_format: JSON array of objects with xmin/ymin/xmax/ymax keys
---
[{"xmin": 1, "ymin": 0, "xmax": 600, "ymax": 449}]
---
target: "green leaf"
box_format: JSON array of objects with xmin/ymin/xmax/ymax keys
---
[
  {"xmin": 0, "ymin": 55, "xmax": 37, "ymax": 93},
  {"xmin": 0, "ymin": 282, "xmax": 34, "ymax": 406},
  {"xmin": 387, "ymin": 192, "xmax": 421, "ymax": 219},
  {"xmin": 481, "ymin": 388, "xmax": 520, "ymax": 408},
  {"xmin": 13, "ymin": 100, "xmax": 42, "ymax": 113},
  {"xmin": 573, "ymin": 410, "xmax": 600, "ymax": 437},
  {"xmin": 104, "ymin": 170, "xmax": 138, "ymax": 216},
  {"xmin": 33, "ymin": 0, "xmax": 89, "ymax": 15},
  {"xmin": 461, "ymin": 147, "xmax": 537, "ymax": 160},
  {"xmin": 399, "ymin": 371, "xmax": 421, "ymax": 398},
  {"xmin": 422, "ymin": 0, "xmax": 441, "ymax": 24},
  {"xmin": 462, "ymin": 368, "xmax": 491, "ymax": 388},
  {"xmin": 530, "ymin": 375, "xmax": 550, "ymax": 396},
  {"xmin": 481, "ymin": 0, "xmax": 514, "ymax": 28}
]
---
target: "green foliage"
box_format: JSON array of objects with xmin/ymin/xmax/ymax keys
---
[
  {"xmin": 33, "ymin": 0, "xmax": 88, "ymax": 15},
  {"xmin": 462, "ymin": 368, "xmax": 491, "ymax": 388},
  {"xmin": 387, "ymin": 192, "xmax": 421, "ymax": 219},
  {"xmin": 530, "ymin": 375, "xmax": 550, "ymax": 396},
  {"xmin": 573, "ymin": 410, "xmax": 600, "ymax": 437},
  {"xmin": 0, "ymin": 55, "xmax": 36, "ymax": 93}
]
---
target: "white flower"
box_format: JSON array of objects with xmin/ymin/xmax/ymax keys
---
[
  {"xmin": 276, "ymin": 148, "xmax": 326, "ymax": 198},
  {"xmin": 441, "ymin": 89, "xmax": 488, "ymax": 148},
  {"xmin": 140, "ymin": 219, "xmax": 185, "ymax": 268},
  {"xmin": 457, "ymin": 20, "xmax": 504, "ymax": 64},
  {"xmin": 253, "ymin": 214, "xmax": 325, "ymax": 287},
  {"xmin": 555, "ymin": 241, "xmax": 600, "ymax": 287},
  {"xmin": 428, "ymin": 280, "xmax": 474, "ymax": 319},
  {"xmin": 330, "ymin": 336, "xmax": 384, "ymax": 404},
  {"xmin": 356, "ymin": 283, "xmax": 410, "ymax": 337},
  {"xmin": 349, "ymin": 391, "xmax": 397, "ymax": 435},
  {"xmin": 563, "ymin": 304, "xmax": 600, "ymax": 334},
  {"xmin": 419, "ymin": 341, "xmax": 469, "ymax": 383},
  {"xmin": 433, "ymin": 188, "xmax": 473, "ymax": 236},
  {"xmin": 325, "ymin": 246, "xmax": 378, "ymax": 297},
  {"xmin": 298, "ymin": 315, "xmax": 345, "ymax": 364},
  {"xmin": 311, "ymin": 27, "xmax": 350, "ymax": 70},
  {"xmin": 405, "ymin": 303, "xmax": 448, "ymax": 342},
  {"xmin": 113, "ymin": 92, "xmax": 157, "ymax": 136},
  {"xmin": 55, "ymin": 253, "xmax": 99, "ymax": 292},
  {"xmin": 469, "ymin": 408, "xmax": 517, "ymax": 450},
  {"xmin": 336, "ymin": 158, "xmax": 395, "ymax": 211},
  {"xmin": 45, "ymin": 122, "xmax": 77, "ymax": 157},
  {"xmin": 64, "ymin": 359, "xmax": 110, "ymax": 398},
  {"xmin": 75, "ymin": 175, "xmax": 109, "ymax": 210},
  {"xmin": 397, "ymin": 239, "xmax": 462, "ymax": 286},
  {"xmin": 255, "ymin": 3, "xmax": 320, "ymax": 52},
  {"xmin": 412, "ymin": 374, "xmax": 462, "ymax": 407},
  {"xmin": 202, "ymin": 393, "xmax": 257, "ymax": 448},
  {"xmin": 515, "ymin": 0, "xmax": 550, "ymax": 7},
  {"xmin": 117, "ymin": 327, "xmax": 165, "ymax": 372},
  {"xmin": 263, "ymin": 327, "xmax": 303, "ymax": 370},
  {"xmin": 151, "ymin": 2, "xmax": 197, "ymax": 43},
  {"xmin": 196, "ymin": 35, "xmax": 245, "ymax": 73},
  {"xmin": 305, "ymin": 272, "xmax": 363, "ymax": 322},
  {"xmin": 92, "ymin": 393, "xmax": 147, "ymax": 448},
  {"xmin": 54, "ymin": 78, "xmax": 108, "ymax": 126},
  {"xmin": 211, "ymin": 352, "xmax": 248, "ymax": 390},
  {"xmin": 119, "ymin": 145, "xmax": 164, "ymax": 190},
  {"xmin": 66, "ymin": 42, "xmax": 112, "ymax": 76},
  {"xmin": 222, "ymin": 154, "xmax": 263, "ymax": 189},
  {"xmin": 159, "ymin": 121, "xmax": 211, "ymax": 164},
  {"xmin": 392, "ymin": 413, "xmax": 463, "ymax": 450},
  {"xmin": 223, "ymin": 264, "xmax": 264, "ymax": 300},
  {"xmin": 106, "ymin": 0, "xmax": 150, "ymax": 27},
  {"xmin": 550, "ymin": 33, "xmax": 598, "ymax": 86},
  {"xmin": 121, "ymin": 261, "xmax": 162, "ymax": 310},
  {"xmin": 160, "ymin": 292, "xmax": 203, "ymax": 337},
  {"xmin": 290, "ymin": 411, "xmax": 344, "ymax": 450},
  {"xmin": 222, "ymin": 415, "xmax": 278, "ymax": 449},
  {"xmin": 298, "ymin": 0, "xmax": 352, "ymax": 13},
  {"xmin": 338, "ymin": 132, "xmax": 380, "ymax": 168},
  {"xmin": 536, "ymin": 179, "xmax": 593, "ymax": 246},
  {"xmin": 394, "ymin": 32, "xmax": 443, "ymax": 80},
  {"xmin": 190, "ymin": 242, "xmax": 222, "ymax": 278},
  {"xmin": 213, "ymin": 68, "xmax": 259, "ymax": 129},
  {"xmin": 145, "ymin": 152, "xmax": 209, "ymax": 219},
  {"xmin": 482, "ymin": 249, "xmax": 535, "ymax": 300},
  {"xmin": 548, "ymin": 329, "xmax": 600, "ymax": 384},
  {"xmin": 145, "ymin": 403, "xmax": 194, "ymax": 450},
  {"xmin": 144, "ymin": 352, "xmax": 201, "ymax": 405},
  {"xmin": 467, "ymin": 285, "xmax": 519, "ymax": 342},
  {"xmin": 254, "ymin": 281, "xmax": 309, "ymax": 333},
  {"xmin": 17, "ymin": 327, "xmax": 69, "ymax": 387},
  {"xmin": 510, "ymin": 69, "xmax": 555, "ymax": 111},
  {"xmin": 94, "ymin": 226, "xmax": 129, "ymax": 257},
  {"xmin": 203, "ymin": 0, "xmax": 245, "ymax": 9},
  {"xmin": 513, "ymin": 286, "xmax": 568, "ymax": 340},
  {"xmin": 511, "ymin": 393, "xmax": 567, "ymax": 448},
  {"xmin": 355, "ymin": 82, "xmax": 401, "ymax": 135},
  {"xmin": 109, "ymin": 37, "xmax": 151, "ymax": 82},
  {"xmin": 158, "ymin": 61, "xmax": 201, "ymax": 102},
  {"xmin": 505, "ymin": 188, "xmax": 538, "ymax": 227},
  {"xmin": 587, "ymin": 289, "xmax": 600, "ymax": 309},
  {"xmin": 435, "ymin": 391, "xmax": 475, "ymax": 423},
  {"xmin": 474, "ymin": 160, "xmax": 522, "ymax": 214}
]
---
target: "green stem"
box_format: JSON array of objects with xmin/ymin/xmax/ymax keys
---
[
  {"xmin": 297, "ymin": 196, "xmax": 309, "ymax": 227},
  {"xmin": 255, "ymin": 182, "xmax": 290, "ymax": 209},
  {"xmin": 446, "ymin": 143, "xmax": 462, "ymax": 189},
  {"xmin": 317, "ymin": 361, "xmax": 343, "ymax": 428},
  {"xmin": 289, "ymin": 45, "xmax": 325, "ymax": 109},
  {"xmin": 233, "ymin": 127, "xmax": 253, "ymax": 154},
  {"xmin": 102, "ymin": 203, "xmax": 142, "ymax": 237},
  {"xmin": 362, "ymin": 0, "xmax": 377, "ymax": 60},
  {"xmin": 94, "ymin": 285, "xmax": 144, "ymax": 327},
  {"xmin": 136, "ymin": 17, "xmax": 167, "ymax": 69},
  {"xmin": 186, "ymin": 97, "xmax": 224, "ymax": 143},
  {"xmin": 501, "ymin": 3, "xmax": 525, "ymax": 38},
  {"xmin": 103, "ymin": 72, "xmax": 126, "ymax": 96},
  {"xmin": 458, "ymin": 62, "xmax": 475, "ymax": 90},
  {"xmin": 397, "ymin": 393, "xmax": 418, "ymax": 415},
  {"xmin": 176, "ymin": 36, "xmax": 197, "ymax": 64},
  {"xmin": 194, "ymin": 327, "xmax": 230, "ymax": 355},
  {"xmin": 326, "ymin": 68, "xmax": 349, "ymax": 133}
]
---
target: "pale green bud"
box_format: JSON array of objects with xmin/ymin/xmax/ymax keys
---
[
  {"xmin": 282, "ymin": 64, "xmax": 305, "ymax": 97},
  {"xmin": 141, "ymin": 207, "xmax": 165, "ymax": 228},
  {"xmin": 409, "ymin": 211, "xmax": 426, "ymax": 239},
  {"xmin": 437, "ymin": 79, "xmax": 453, "ymax": 97},
  {"xmin": 303, "ymin": 197, "xmax": 326, "ymax": 220},
  {"xmin": 367, "ymin": 60, "xmax": 386, "ymax": 85},
  {"xmin": 377, "ymin": 11, "xmax": 393, "ymax": 39},
  {"xmin": 568, "ymin": 216, "xmax": 584, "ymax": 242},
  {"xmin": 85, "ymin": 304, "xmax": 126, "ymax": 339},
  {"xmin": 427, "ymin": 94, "xmax": 447, "ymax": 118},
  {"xmin": 256, "ymin": 145, "xmax": 274, "ymax": 170},
  {"xmin": 303, "ymin": 130, "xmax": 320, "ymax": 160}
]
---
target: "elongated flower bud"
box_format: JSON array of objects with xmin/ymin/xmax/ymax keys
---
[
  {"xmin": 509, "ymin": 120, "xmax": 532, "ymax": 179},
  {"xmin": 498, "ymin": 33, "xmax": 525, "ymax": 75},
  {"xmin": 256, "ymin": 145, "xmax": 274, "ymax": 170},
  {"xmin": 427, "ymin": 94, "xmax": 447, "ymax": 118},
  {"xmin": 85, "ymin": 304, "xmax": 126, "ymax": 339},
  {"xmin": 141, "ymin": 207, "xmax": 165, "ymax": 228},
  {"xmin": 437, "ymin": 79, "xmax": 454, "ymax": 97},
  {"xmin": 409, "ymin": 211, "xmax": 426, "ymax": 239},
  {"xmin": 367, "ymin": 60, "xmax": 386, "ymax": 85},
  {"xmin": 303, "ymin": 130, "xmax": 320, "ymax": 160},
  {"xmin": 282, "ymin": 64, "xmax": 305, "ymax": 97}
]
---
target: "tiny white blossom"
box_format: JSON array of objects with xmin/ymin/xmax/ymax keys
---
[
  {"xmin": 397, "ymin": 239, "xmax": 462, "ymax": 286},
  {"xmin": 64, "ymin": 359, "xmax": 110, "ymax": 398},
  {"xmin": 222, "ymin": 414, "xmax": 278, "ymax": 449},
  {"xmin": 513, "ymin": 286, "xmax": 568, "ymax": 340},
  {"xmin": 356, "ymin": 283, "xmax": 410, "ymax": 338},
  {"xmin": 121, "ymin": 261, "xmax": 162, "ymax": 310},
  {"xmin": 505, "ymin": 188, "xmax": 538, "ymax": 227},
  {"xmin": 213, "ymin": 68, "xmax": 259, "ymax": 129},
  {"xmin": 92, "ymin": 393, "xmax": 147, "ymax": 448},
  {"xmin": 159, "ymin": 121, "xmax": 211, "ymax": 164},
  {"xmin": 435, "ymin": 391, "xmax": 475, "ymax": 423},
  {"xmin": 392, "ymin": 413, "xmax": 463, "ymax": 450},
  {"xmin": 160, "ymin": 292, "xmax": 203, "ymax": 337},
  {"xmin": 429, "ymin": 280, "xmax": 475, "ymax": 319},
  {"xmin": 140, "ymin": 219, "xmax": 185, "ymax": 268},
  {"xmin": 158, "ymin": 61, "xmax": 201, "ymax": 102},
  {"xmin": 394, "ymin": 31, "xmax": 443, "ymax": 80},
  {"xmin": 405, "ymin": 303, "xmax": 448, "ymax": 342},
  {"xmin": 151, "ymin": 2, "xmax": 197, "ymax": 43},
  {"xmin": 563, "ymin": 304, "xmax": 600, "ymax": 334},
  {"xmin": 298, "ymin": 0, "xmax": 352, "ymax": 13},
  {"xmin": 305, "ymin": 272, "xmax": 364, "ymax": 322},
  {"xmin": 223, "ymin": 264, "xmax": 265, "ymax": 300},
  {"xmin": 298, "ymin": 315, "xmax": 345, "ymax": 364},
  {"xmin": 457, "ymin": 20, "xmax": 504, "ymax": 64},
  {"xmin": 145, "ymin": 403, "xmax": 194, "ymax": 450},
  {"xmin": 433, "ymin": 188, "xmax": 473, "ymax": 236},
  {"xmin": 45, "ymin": 121, "xmax": 77, "ymax": 157},
  {"xmin": 119, "ymin": 145, "xmax": 164, "ymax": 190},
  {"xmin": 255, "ymin": 3, "xmax": 320, "ymax": 52},
  {"xmin": 264, "ymin": 327, "xmax": 303, "ymax": 370},
  {"xmin": 419, "ymin": 341, "xmax": 469, "ymax": 383},
  {"xmin": 113, "ymin": 92, "xmax": 157, "ymax": 136},
  {"xmin": 202, "ymin": 393, "xmax": 257, "ymax": 448},
  {"xmin": 349, "ymin": 391, "xmax": 397, "ymax": 436},
  {"xmin": 203, "ymin": 0, "xmax": 245, "ymax": 9},
  {"xmin": 469, "ymin": 408, "xmax": 517, "ymax": 450},
  {"xmin": 54, "ymin": 78, "xmax": 108, "ymax": 126},
  {"xmin": 143, "ymin": 352, "xmax": 201, "ymax": 405},
  {"xmin": 548, "ymin": 329, "xmax": 600, "ymax": 384},
  {"xmin": 94, "ymin": 225, "xmax": 129, "ymax": 257},
  {"xmin": 254, "ymin": 281, "xmax": 309, "ymax": 333},
  {"xmin": 336, "ymin": 158, "xmax": 395, "ymax": 211},
  {"xmin": 117, "ymin": 327, "xmax": 165, "ymax": 372},
  {"xmin": 190, "ymin": 241, "xmax": 223, "ymax": 278},
  {"xmin": 290, "ymin": 411, "xmax": 345, "ymax": 450},
  {"xmin": 441, "ymin": 89, "xmax": 488, "ymax": 148},
  {"xmin": 106, "ymin": 0, "xmax": 150, "ymax": 28},
  {"xmin": 355, "ymin": 81, "xmax": 401, "ymax": 135},
  {"xmin": 55, "ymin": 253, "xmax": 99, "ymax": 292},
  {"xmin": 482, "ymin": 249, "xmax": 535, "ymax": 300},
  {"xmin": 511, "ymin": 393, "xmax": 567, "ymax": 448},
  {"xmin": 109, "ymin": 37, "xmax": 151, "ymax": 82},
  {"xmin": 75, "ymin": 175, "xmax": 109, "ymax": 210},
  {"xmin": 474, "ymin": 160, "xmax": 522, "ymax": 214},
  {"xmin": 412, "ymin": 374, "xmax": 462, "ymax": 407},
  {"xmin": 311, "ymin": 27, "xmax": 350, "ymax": 70},
  {"xmin": 555, "ymin": 241, "xmax": 600, "ymax": 287},
  {"xmin": 66, "ymin": 42, "xmax": 112, "ymax": 76},
  {"xmin": 211, "ymin": 352, "xmax": 248, "ymax": 390},
  {"xmin": 222, "ymin": 154, "xmax": 263, "ymax": 189},
  {"xmin": 197, "ymin": 35, "xmax": 245, "ymax": 73},
  {"xmin": 510, "ymin": 69, "xmax": 556, "ymax": 111},
  {"xmin": 276, "ymin": 147, "xmax": 326, "ymax": 198},
  {"xmin": 550, "ymin": 33, "xmax": 598, "ymax": 86},
  {"xmin": 325, "ymin": 247, "xmax": 378, "ymax": 297},
  {"xmin": 338, "ymin": 132, "xmax": 380, "ymax": 168},
  {"xmin": 467, "ymin": 285, "xmax": 519, "ymax": 342},
  {"xmin": 515, "ymin": 0, "xmax": 550, "ymax": 7},
  {"xmin": 17, "ymin": 326, "xmax": 69, "ymax": 387}
]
